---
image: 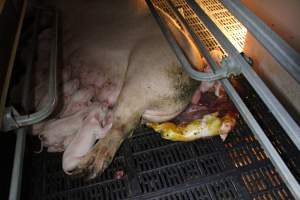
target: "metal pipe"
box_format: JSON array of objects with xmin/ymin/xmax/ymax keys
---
[
  {"xmin": 219, "ymin": 0, "xmax": 300, "ymax": 84},
  {"xmin": 16, "ymin": 10, "xmax": 58, "ymax": 127},
  {"xmin": 9, "ymin": 7, "xmax": 59, "ymax": 200},
  {"xmin": 145, "ymin": 0, "xmax": 233, "ymax": 82},
  {"xmin": 22, "ymin": 9, "xmax": 40, "ymax": 111},
  {"xmin": 8, "ymin": 128, "xmax": 27, "ymax": 200},
  {"xmin": 186, "ymin": 0, "xmax": 300, "ymax": 151}
]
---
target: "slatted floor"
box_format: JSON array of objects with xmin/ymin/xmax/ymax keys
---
[{"xmin": 21, "ymin": 76, "xmax": 299, "ymax": 200}]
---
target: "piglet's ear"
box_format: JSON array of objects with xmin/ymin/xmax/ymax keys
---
[{"xmin": 220, "ymin": 133, "xmax": 228, "ymax": 141}]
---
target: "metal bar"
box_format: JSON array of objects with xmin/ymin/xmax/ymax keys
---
[
  {"xmin": 14, "ymin": 10, "xmax": 58, "ymax": 127},
  {"xmin": 186, "ymin": 0, "xmax": 300, "ymax": 151},
  {"xmin": 22, "ymin": 9, "xmax": 40, "ymax": 111},
  {"xmin": 9, "ymin": 7, "xmax": 59, "ymax": 200},
  {"xmin": 146, "ymin": 0, "xmax": 231, "ymax": 82},
  {"xmin": 219, "ymin": 0, "xmax": 300, "ymax": 84},
  {"xmin": 0, "ymin": 0, "xmax": 28, "ymax": 128},
  {"xmin": 8, "ymin": 128, "xmax": 27, "ymax": 200}
]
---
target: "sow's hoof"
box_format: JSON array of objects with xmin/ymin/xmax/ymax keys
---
[{"xmin": 70, "ymin": 135, "xmax": 120, "ymax": 179}]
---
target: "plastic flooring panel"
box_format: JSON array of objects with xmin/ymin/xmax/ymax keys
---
[{"xmin": 23, "ymin": 76, "xmax": 298, "ymax": 200}]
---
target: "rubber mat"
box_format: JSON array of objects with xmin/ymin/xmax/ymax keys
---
[{"xmin": 21, "ymin": 76, "xmax": 299, "ymax": 200}]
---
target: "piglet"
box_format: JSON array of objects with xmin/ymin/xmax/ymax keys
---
[
  {"xmin": 62, "ymin": 78, "xmax": 80, "ymax": 102},
  {"xmin": 40, "ymin": 103, "xmax": 102, "ymax": 151},
  {"xmin": 62, "ymin": 106, "xmax": 113, "ymax": 174},
  {"xmin": 96, "ymin": 80, "xmax": 118, "ymax": 107},
  {"xmin": 36, "ymin": 78, "xmax": 80, "ymax": 111},
  {"xmin": 60, "ymin": 86, "xmax": 95, "ymax": 117}
]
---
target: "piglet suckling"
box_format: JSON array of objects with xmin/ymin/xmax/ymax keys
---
[
  {"xmin": 62, "ymin": 78, "xmax": 80, "ymax": 102},
  {"xmin": 60, "ymin": 86, "xmax": 95, "ymax": 117},
  {"xmin": 40, "ymin": 103, "xmax": 104, "ymax": 152},
  {"xmin": 63, "ymin": 106, "xmax": 113, "ymax": 173},
  {"xmin": 96, "ymin": 80, "xmax": 118, "ymax": 107},
  {"xmin": 36, "ymin": 77, "xmax": 79, "ymax": 111}
]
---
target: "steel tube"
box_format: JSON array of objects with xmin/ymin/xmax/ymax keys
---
[
  {"xmin": 220, "ymin": 0, "xmax": 300, "ymax": 84},
  {"xmin": 22, "ymin": 9, "xmax": 40, "ymax": 111},
  {"xmin": 15, "ymin": 10, "xmax": 58, "ymax": 127},
  {"xmin": 8, "ymin": 128, "xmax": 27, "ymax": 200},
  {"xmin": 9, "ymin": 7, "xmax": 59, "ymax": 200}
]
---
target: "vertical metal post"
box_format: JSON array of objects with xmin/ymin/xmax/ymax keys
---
[{"xmin": 8, "ymin": 128, "xmax": 27, "ymax": 200}]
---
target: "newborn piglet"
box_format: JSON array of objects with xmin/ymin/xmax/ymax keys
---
[
  {"xmin": 60, "ymin": 86, "xmax": 95, "ymax": 117},
  {"xmin": 62, "ymin": 105, "xmax": 113, "ymax": 174},
  {"xmin": 39, "ymin": 103, "xmax": 103, "ymax": 152}
]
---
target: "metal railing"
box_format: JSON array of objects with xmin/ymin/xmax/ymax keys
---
[
  {"xmin": 7, "ymin": 7, "xmax": 59, "ymax": 200},
  {"xmin": 1, "ymin": 8, "xmax": 58, "ymax": 132}
]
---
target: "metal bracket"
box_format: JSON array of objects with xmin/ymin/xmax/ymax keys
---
[
  {"xmin": 2, "ymin": 107, "xmax": 21, "ymax": 131},
  {"xmin": 220, "ymin": 57, "xmax": 242, "ymax": 77}
]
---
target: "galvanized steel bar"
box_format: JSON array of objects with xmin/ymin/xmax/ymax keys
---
[
  {"xmin": 9, "ymin": 8, "xmax": 59, "ymax": 200},
  {"xmin": 22, "ymin": 9, "xmax": 40, "ymax": 111},
  {"xmin": 14, "ymin": 10, "xmax": 59, "ymax": 127},
  {"xmin": 220, "ymin": 0, "xmax": 300, "ymax": 84},
  {"xmin": 9, "ymin": 128, "xmax": 27, "ymax": 200}
]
